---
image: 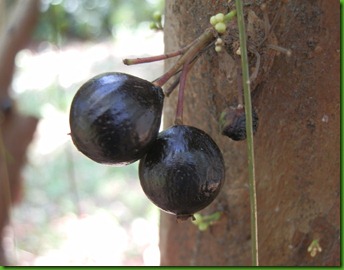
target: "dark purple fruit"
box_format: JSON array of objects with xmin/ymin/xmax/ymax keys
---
[
  {"xmin": 219, "ymin": 106, "xmax": 258, "ymax": 141},
  {"xmin": 139, "ymin": 125, "xmax": 225, "ymax": 220},
  {"xmin": 69, "ymin": 72, "xmax": 164, "ymax": 165}
]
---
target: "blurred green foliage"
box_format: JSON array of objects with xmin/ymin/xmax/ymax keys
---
[
  {"xmin": 16, "ymin": 141, "xmax": 159, "ymax": 256},
  {"xmin": 15, "ymin": 84, "xmax": 75, "ymax": 118},
  {"xmin": 34, "ymin": 0, "xmax": 164, "ymax": 43},
  {"xmin": 8, "ymin": 0, "xmax": 163, "ymax": 264}
]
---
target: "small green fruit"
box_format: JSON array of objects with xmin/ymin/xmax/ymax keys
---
[
  {"xmin": 215, "ymin": 22, "xmax": 226, "ymax": 34},
  {"xmin": 210, "ymin": 15, "xmax": 218, "ymax": 26},
  {"xmin": 215, "ymin": 45, "xmax": 222, "ymax": 52},
  {"xmin": 153, "ymin": 11, "xmax": 162, "ymax": 22},
  {"xmin": 150, "ymin": 22, "xmax": 158, "ymax": 30},
  {"xmin": 198, "ymin": 223, "xmax": 209, "ymax": 231},
  {"xmin": 215, "ymin": 13, "xmax": 225, "ymax": 22}
]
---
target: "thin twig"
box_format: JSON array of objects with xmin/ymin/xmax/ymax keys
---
[
  {"xmin": 123, "ymin": 48, "xmax": 186, "ymax": 65},
  {"xmin": 153, "ymin": 27, "xmax": 216, "ymax": 87},
  {"xmin": 123, "ymin": 35, "xmax": 200, "ymax": 65},
  {"xmin": 174, "ymin": 60, "xmax": 190, "ymax": 125},
  {"xmin": 235, "ymin": 0, "xmax": 259, "ymax": 266},
  {"xmin": 163, "ymin": 44, "xmax": 210, "ymax": 96}
]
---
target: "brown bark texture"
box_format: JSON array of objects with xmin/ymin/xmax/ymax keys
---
[
  {"xmin": 0, "ymin": 0, "xmax": 40, "ymax": 265},
  {"xmin": 160, "ymin": 0, "xmax": 339, "ymax": 266}
]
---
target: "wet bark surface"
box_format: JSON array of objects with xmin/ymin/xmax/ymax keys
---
[{"xmin": 160, "ymin": 0, "xmax": 339, "ymax": 266}]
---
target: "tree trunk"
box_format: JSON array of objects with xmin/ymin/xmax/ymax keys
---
[
  {"xmin": 160, "ymin": 0, "xmax": 339, "ymax": 266},
  {"xmin": 0, "ymin": 0, "xmax": 40, "ymax": 265}
]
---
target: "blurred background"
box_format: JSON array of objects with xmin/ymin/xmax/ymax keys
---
[{"xmin": 1, "ymin": 0, "xmax": 165, "ymax": 266}]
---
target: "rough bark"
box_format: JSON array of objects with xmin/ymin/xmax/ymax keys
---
[{"xmin": 160, "ymin": 0, "xmax": 339, "ymax": 266}]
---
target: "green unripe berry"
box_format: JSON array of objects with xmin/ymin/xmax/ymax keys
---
[
  {"xmin": 150, "ymin": 22, "xmax": 158, "ymax": 30},
  {"xmin": 215, "ymin": 45, "xmax": 222, "ymax": 52},
  {"xmin": 215, "ymin": 13, "xmax": 225, "ymax": 22},
  {"xmin": 210, "ymin": 15, "xmax": 218, "ymax": 26},
  {"xmin": 198, "ymin": 222, "xmax": 209, "ymax": 231},
  {"xmin": 153, "ymin": 11, "xmax": 162, "ymax": 22},
  {"xmin": 215, "ymin": 38, "xmax": 223, "ymax": 46},
  {"xmin": 215, "ymin": 22, "xmax": 226, "ymax": 34}
]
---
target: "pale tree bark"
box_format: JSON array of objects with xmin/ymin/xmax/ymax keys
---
[{"xmin": 160, "ymin": 0, "xmax": 339, "ymax": 266}]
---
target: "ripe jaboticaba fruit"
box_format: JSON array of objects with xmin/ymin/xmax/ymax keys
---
[
  {"xmin": 139, "ymin": 125, "xmax": 225, "ymax": 220},
  {"xmin": 69, "ymin": 72, "xmax": 164, "ymax": 166},
  {"xmin": 219, "ymin": 106, "xmax": 258, "ymax": 141}
]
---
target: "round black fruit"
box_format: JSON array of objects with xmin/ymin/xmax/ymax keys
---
[
  {"xmin": 69, "ymin": 72, "xmax": 164, "ymax": 165},
  {"xmin": 139, "ymin": 125, "xmax": 225, "ymax": 220},
  {"xmin": 219, "ymin": 106, "xmax": 258, "ymax": 141}
]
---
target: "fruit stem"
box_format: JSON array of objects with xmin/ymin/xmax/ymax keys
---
[
  {"xmin": 123, "ymin": 46, "xmax": 188, "ymax": 65},
  {"xmin": 123, "ymin": 34, "xmax": 201, "ymax": 66},
  {"xmin": 174, "ymin": 60, "xmax": 190, "ymax": 125},
  {"xmin": 235, "ymin": 0, "xmax": 259, "ymax": 266},
  {"xmin": 164, "ymin": 75, "xmax": 180, "ymax": 97},
  {"xmin": 224, "ymin": 9, "xmax": 237, "ymax": 22},
  {"xmin": 164, "ymin": 54, "xmax": 199, "ymax": 97},
  {"xmin": 153, "ymin": 27, "xmax": 216, "ymax": 87}
]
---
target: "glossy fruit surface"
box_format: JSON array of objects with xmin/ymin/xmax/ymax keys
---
[
  {"xmin": 219, "ymin": 106, "xmax": 258, "ymax": 141},
  {"xmin": 139, "ymin": 125, "xmax": 225, "ymax": 220},
  {"xmin": 70, "ymin": 72, "xmax": 164, "ymax": 165}
]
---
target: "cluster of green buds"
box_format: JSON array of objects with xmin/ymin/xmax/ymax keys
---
[
  {"xmin": 210, "ymin": 13, "xmax": 227, "ymax": 34},
  {"xmin": 210, "ymin": 10, "xmax": 237, "ymax": 34},
  {"xmin": 210, "ymin": 10, "xmax": 237, "ymax": 52},
  {"xmin": 150, "ymin": 11, "xmax": 163, "ymax": 31}
]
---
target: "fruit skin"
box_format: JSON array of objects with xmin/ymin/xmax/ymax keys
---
[
  {"xmin": 219, "ymin": 106, "xmax": 259, "ymax": 141},
  {"xmin": 69, "ymin": 72, "xmax": 164, "ymax": 166},
  {"xmin": 139, "ymin": 125, "xmax": 225, "ymax": 220}
]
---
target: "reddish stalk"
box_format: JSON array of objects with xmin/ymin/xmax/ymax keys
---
[
  {"xmin": 122, "ymin": 27, "xmax": 216, "ymax": 91},
  {"xmin": 164, "ymin": 76, "xmax": 180, "ymax": 97},
  {"xmin": 123, "ymin": 35, "xmax": 199, "ymax": 65},
  {"xmin": 153, "ymin": 27, "xmax": 216, "ymax": 87},
  {"xmin": 123, "ymin": 49, "xmax": 185, "ymax": 65},
  {"xmin": 122, "ymin": 27, "xmax": 217, "ymax": 126},
  {"xmin": 174, "ymin": 61, "xmax": 190, "ymax": 125},
  {"xmin": 163, "ymin": 50, "xmax": 202, "ymax": 96}
]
